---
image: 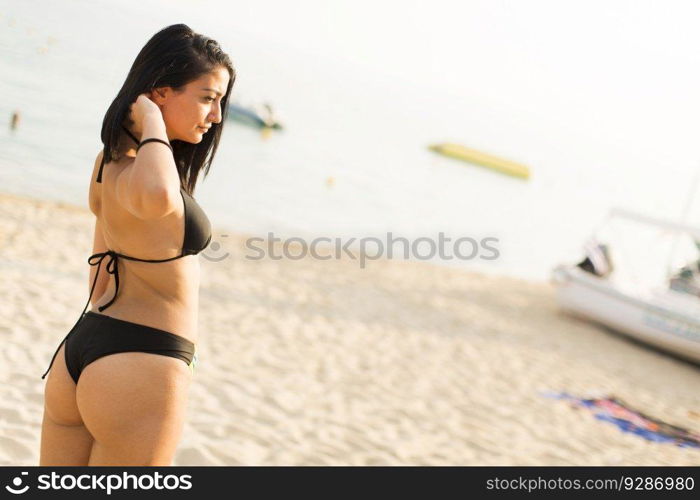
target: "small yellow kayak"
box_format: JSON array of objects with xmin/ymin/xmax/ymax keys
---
[{"xmin": 428, "ymin": 143, "xmax": 530, "ymax": 180}]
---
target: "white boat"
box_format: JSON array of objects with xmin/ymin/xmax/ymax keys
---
[{"xmin": 551, "ymin": 208, "xmax": 700, "ymax": 364}]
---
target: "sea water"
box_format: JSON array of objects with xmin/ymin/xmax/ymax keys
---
[{"xmin": 1, "ymin": 0, "xmax": 699, "ymax": 282}]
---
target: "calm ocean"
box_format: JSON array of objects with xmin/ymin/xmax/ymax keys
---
[{"xmin": 1, "ymin": 0, "xmax": 699, "ymax": 282}]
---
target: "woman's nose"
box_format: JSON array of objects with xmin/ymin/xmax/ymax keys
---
[{"xmin": 209, "ymin": 104, "xmax": 222, "ymax": 123}]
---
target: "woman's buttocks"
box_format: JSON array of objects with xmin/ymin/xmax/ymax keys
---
[{"xmin": 90, "ymin": 256, "xmax": 200, "ymax": 344}]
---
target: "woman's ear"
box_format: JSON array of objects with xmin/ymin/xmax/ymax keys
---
[{"xmin": 150, "ymin": 87, "xmax": 168, "ymax": 105}]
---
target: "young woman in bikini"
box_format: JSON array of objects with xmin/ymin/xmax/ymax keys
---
[{"xmin": 40, "ymin": 23, "xmax": 235, "ymax": 466}]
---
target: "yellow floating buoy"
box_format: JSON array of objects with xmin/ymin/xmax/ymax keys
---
[{"xmin": 428, "ymin": 142, "xmax": 530, "ymax": 180}]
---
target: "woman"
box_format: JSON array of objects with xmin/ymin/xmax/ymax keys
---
[{"xmin": 39, "ymin": 24, "xmax": 235, "ymax": 466}]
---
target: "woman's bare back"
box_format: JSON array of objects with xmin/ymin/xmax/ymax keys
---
[{"xmin": 89, "ymin": 146, "xmax": 201, "ymax": 344}]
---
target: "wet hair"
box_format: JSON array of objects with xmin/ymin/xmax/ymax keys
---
[{"xmin": 100, "ymin": 24, "xmax": 235, "ymax": 195}]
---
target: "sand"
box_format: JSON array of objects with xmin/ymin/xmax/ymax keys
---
[{"xmin": 1, "ymin": 192, "xmax": 699, "ymax": 465}]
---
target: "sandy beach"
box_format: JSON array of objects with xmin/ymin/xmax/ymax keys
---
[{"xmin": 1, "ymin": 191, "xmax": 699, "ymax": 465}]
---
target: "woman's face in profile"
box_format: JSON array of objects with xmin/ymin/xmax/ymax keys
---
[{"xmin": 158, "ymin": 66, "xmax": 230, "ymax": 143}]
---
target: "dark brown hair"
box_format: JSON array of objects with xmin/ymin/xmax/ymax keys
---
[{"xmin": 100, "ymin": 24, "xmax": 235, "ymax": 195}]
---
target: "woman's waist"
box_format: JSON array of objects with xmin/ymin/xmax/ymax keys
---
[
  {"xmin": 89, "ymin": 290, "xmax": 199, "ymax": 343},
  {"xmin": 102, "ymin": 256, "xmax": 199, "ymax": 294}
]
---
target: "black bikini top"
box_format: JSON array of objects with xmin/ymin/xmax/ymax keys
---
[{"xmin": 87, "ymin": 126, "xmax": 212, "ymax": 313}]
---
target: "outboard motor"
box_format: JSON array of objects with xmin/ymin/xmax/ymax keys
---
[{"xmin": 576, "ymin": 241, "xmax": 613, "ymax": 278}]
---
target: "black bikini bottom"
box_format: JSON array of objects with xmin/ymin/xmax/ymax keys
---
[{"xmin": 63, "ymin": 311, "xmax": 196, "ymax": 385}]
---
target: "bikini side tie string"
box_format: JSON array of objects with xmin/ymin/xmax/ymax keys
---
[{"xmin": 40, "ymin": 251, "xmax": 119, "ymax": 379}]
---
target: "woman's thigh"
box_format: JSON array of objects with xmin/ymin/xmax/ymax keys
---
[
  {"xmin": 39, "ymin": 410, "xmax": 94, "ymax": 466},
  {"xmin": 76, "ymin": 351, "xmax": 192, "ymax": 466},
  {"xmin": 41, "ymin": 343, "xmax": 94, "ymax": 466}
]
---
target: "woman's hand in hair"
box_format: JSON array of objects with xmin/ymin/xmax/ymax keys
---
[{"xmin": 128, "ymin": 93, "xmax": 164, "ymax": 140}]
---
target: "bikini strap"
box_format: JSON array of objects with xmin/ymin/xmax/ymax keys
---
[
  {"xmin": 40, "ymin": 250, "xmax": 118, "ymax": 379},
  {"xmin": 122, "ymin": 126, "xmax": 140, "ymax": 145},
  {"xmin": 96, "ymin": 150, "xmax": 105, "ymax": 184}
]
